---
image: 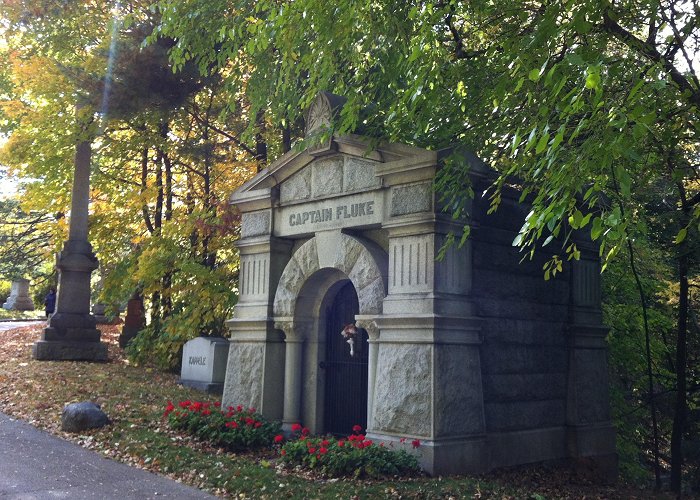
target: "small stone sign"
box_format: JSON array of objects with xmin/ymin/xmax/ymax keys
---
[
  {"xmin": 2, "ymin": 279, "xmax": 35, "ymax": 311},
  {"xmin": 179, "ymin": 337, "xmax": 229, "ymax": 394}
]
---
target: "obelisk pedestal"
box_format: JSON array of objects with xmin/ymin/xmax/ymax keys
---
[
  {"xmin": 32, "ymin": 106, "xmax": 108, "ymax": 361},
  {"xmin": 2, "ymin": 279, "xmax": 35, "ymax": 311}
]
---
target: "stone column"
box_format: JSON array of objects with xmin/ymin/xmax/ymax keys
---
[
  {"xmin": 2, "ymin": 279, "xmax": 35, "ymax": 311},
  {"xmin": 368, "ymin": 218, "xmax": 486, "ymax": 474},
  {"xmin": 566, "ymin": 247, "xmax": 617, "ymax": 479},
  {"xmin": 221, "ymin": 218, "xmax": 293, "ymax": 420},
  {"xmin": 355, "ymin": 316, "xmax": 380, "ymax": 430},
  {"xmin": 33, "ymin": 104, "xmax": 107, "ymax": 361},
  {"xmin": 280, "ymin": 329, "xmax": 304, "ymax": 430}
]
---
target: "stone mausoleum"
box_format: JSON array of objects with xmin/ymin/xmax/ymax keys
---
[{"xmin": 222, "ymin": 92, "xmax": 616, "ymax": 476}]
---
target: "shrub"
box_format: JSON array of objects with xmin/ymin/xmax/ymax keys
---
[
  {"xmin": 164, "ymin": 401, "xmax": 280, "ymax": 452},
  {"xmin": 278, "ymin": 424, "xmax": 421, "ymax": 478},
  {"xmin": 0, "ymin": 280, "xmax": 10, "ymax": 305}
]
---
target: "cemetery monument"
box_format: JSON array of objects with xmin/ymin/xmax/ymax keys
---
[{"xmin": 221, "ymin": 92, "xmax": 616, "ymax": 477}]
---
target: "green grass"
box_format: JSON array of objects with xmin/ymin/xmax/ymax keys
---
[{"xmin": 0, "ymin": 308, "xmax": 44, "ymax": 320}]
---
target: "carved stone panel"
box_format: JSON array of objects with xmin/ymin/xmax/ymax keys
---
[
  {"xmin": 280, "ymin": 168, "xmax": 311, "ymax": 204},
  {"xmin": 311, "ymin": 156, "xmax": 344, "ymax": 198}
]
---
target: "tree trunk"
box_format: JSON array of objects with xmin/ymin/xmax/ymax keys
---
[
  {"xmin": 282, "ymin": 122, "xmax": 291, "ymax": 153},
  {"xmin": 154, "ymin": 150, "xmax": 163, "ymax": 232},
  {"xmin": 627, "ymin": 240, "xmax": 662, "ymax": 489},
  {"xmin": 670, "ymin": 245, "xmax": 689, "ymax": 493},
  {"xmin": 255, "ymin": 109, "xmax": 267, "ymax": 169},
  {"xmin": 140, "ymin": 146, "xmax": 154, "ymax": 234}
]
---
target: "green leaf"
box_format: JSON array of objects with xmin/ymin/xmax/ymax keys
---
[
  {"xmin": 550, "ymin": 128, "xmax": 564, "ymax": 151},
  {"xmin": 675, "ymin": 228, "xmax": 687, "ymax": 244},
  {"xmin": 535, "ymin": 132, "xmax": 550, "ymax": 154},
  {"xmin": 529, "ymin": 68, "xmax": 541, "ymax": 82},
  {"xmin": 585, "ymin": 71, "xmax": 601, "ymax": 90},
  {"xmin": 591, "ymin": 217, "xmax": 603, "ymax": 240}
]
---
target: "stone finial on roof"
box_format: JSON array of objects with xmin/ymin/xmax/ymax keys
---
[{"xmin": 305, "ymin": 91, "xmax": 347, "ymax": 138}]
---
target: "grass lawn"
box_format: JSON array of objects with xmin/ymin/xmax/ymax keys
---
[
  {"xmin": 0, "ymin": 308, "xmax": 45, "ymax": 320},
  {"xmin": 0, "ymin": 323, "xmax": 666, "ymax": 499}
]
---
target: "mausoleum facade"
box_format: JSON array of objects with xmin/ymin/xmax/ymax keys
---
[{"xmin": 222, "ymin": 92, "xmax": 616, "ymax": 476}]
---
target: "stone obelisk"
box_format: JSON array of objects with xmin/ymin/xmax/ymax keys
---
[{"xmin": 33, "ymin": 104, "xmax": 108, "ymax": 361}]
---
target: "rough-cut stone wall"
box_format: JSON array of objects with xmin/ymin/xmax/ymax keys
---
[
  {"xmin": 372, "ymin": 343, "xmax": 432, "ymax": 436},
  {"xmin": 223, "ymin": 343, "xmax": 265, "ymax": 409},
  {"xmin": 471, "ymin": 187, "xmax": 570, "ymax": 434}
]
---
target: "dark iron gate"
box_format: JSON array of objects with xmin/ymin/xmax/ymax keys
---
[{"xmin": 322, "ymin": 281, "xmax": 368, "ymax": 436}]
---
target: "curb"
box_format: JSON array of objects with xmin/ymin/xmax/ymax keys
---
[{"xmin": 0, "ymin": 318, "xmax": 45, "ymax": 322}]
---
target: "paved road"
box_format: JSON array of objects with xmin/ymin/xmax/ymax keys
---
[
  {"xmin": 0, "ymin": 412, "xmax": 215, "ymax": 499},
  {"xmin": 0, "ymin": 320, "xmax": 44, "ymax": 332}
]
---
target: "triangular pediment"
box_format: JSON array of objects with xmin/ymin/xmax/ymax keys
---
[{"xmin": 230, "ymin": 133, "xmax": 438, "ymax": 211}]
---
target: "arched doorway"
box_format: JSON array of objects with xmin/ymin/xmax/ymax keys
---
[
  {"xmin": 273, "ymin": 233, "xmax": 387, "ymax": 435},
  {"xmin": 322, "ymin": 280, "xmax": 368, "ymax": 435}
]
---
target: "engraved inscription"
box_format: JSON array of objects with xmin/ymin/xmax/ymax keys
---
[
  {"xmin": 288, "ymin": 201, "xmax": 375, "ymax": 227},
  {"xmin": 276, "ymin": 192, "xmax": 383, "ymax": 236},
  {"xmin": 189, "ymin": 355, "xmax": 207, "ymax": 366}
]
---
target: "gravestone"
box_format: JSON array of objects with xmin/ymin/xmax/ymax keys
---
[
  {"xmin": 119, "ymin": 295, "xmax": 144, "ymax": 348},
  {"xmin": 220, "ymin": 92, "xmax": 617, "ymax": 479},
  {"xmin": 92, "ymin": 303, "xmax": 109, "ymax": 324},
  {"xmin": 2, "ymin": 279, "xmax": 35, "ymax": 311},
  {"xmin": 179, "ymin": 337, "xmax": 229, "ymax": 393}
]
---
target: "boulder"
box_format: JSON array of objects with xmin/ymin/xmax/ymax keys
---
[{"xmin": 61, "ymin": 402, "xmax": 110, "ymax": 433}]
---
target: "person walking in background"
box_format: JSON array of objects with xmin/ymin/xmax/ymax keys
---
[{"xmin": 44, "ymin": 288, "xmax": 56, "ymax": 318}]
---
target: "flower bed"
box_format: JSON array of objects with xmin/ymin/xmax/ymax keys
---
[
  {"xmin": 278, "ymin": 424, "xmax": 421, "ymax": 478},
  {"xmin": 164, "ymin": 400, "xmax": 280, "ymax": 452}
]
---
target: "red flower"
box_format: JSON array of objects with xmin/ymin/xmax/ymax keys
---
[
  {"xmin": 291, "ymin": 423, "xmax": 302, "ymax": 432},
  {"xmin": 281, "ymin": 449, "xmax": 286, "ymax": 456},
  {"xmin": 412, "ymin": 439, "xmax": 421, "ymax": 448},
  {"xmin": 163, "ymin": 402, "xmax": 175, "ymax": 417},
  {"xmin": 202, "ymin": 409, "xmax": 211, "ymax": 416},
  {"xmin": 338, "ymin": 440, "xmax": 345, "ymax": 447},
  {"xmin": 254, "ymin": 422, "xmax": 262, "ymax": 428},
  {"xmin": 400, "ymin": 437, "xmax": 406, "ymax": 444},
  {"xmin": 214, "ymin": 402, "xmax": 221, "ymax": 407},
  {"xmin": 301, "ymin": 427, "xmax": 310, "ymax": 436},
  {"xmin": 319, "ymin": 447, "xmax": 328, "ymax": 454},
  {"xmin": 364, "ymin": 440, "xmax": 373, "ymax": 447},
  {"xmin": 236, "ymin": 405, "xmax": 243, "ymax": 412},
  {"xmin": 248, "ymin": 407, "xmax": 256, "ymax": 413},
  {"xmin": 225, "ymin": 421, "xmax": 239, "ymax": 429},
  {"xmin": 352, "ymin": 424, "xmax": 362, "ymax": 433},
  {"xmin": 274, "ymin": 434, "xmax": 284, "ymax": 443},
  {"xmin": 321, "ymin": 440, "xmax": 330, "ymax": 447},
  {"xmin": 308, "ymin": 447, "xmax": 316, "ymax": 454},
  {"xmin": 179, "ymin": 401, "xmax": 190, "ymax": 408},
  {"xmin": 203, "ymin": 403, "xmax": 210, "ymax": 409}
]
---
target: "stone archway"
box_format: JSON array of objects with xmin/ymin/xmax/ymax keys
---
[
  {"xmin": 272, "ymin": 231, "xmax": 387, "ymax": 432},
  {"xmin": 273, "ymin": 231, "xmax": 386, "ymax": 325}
]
